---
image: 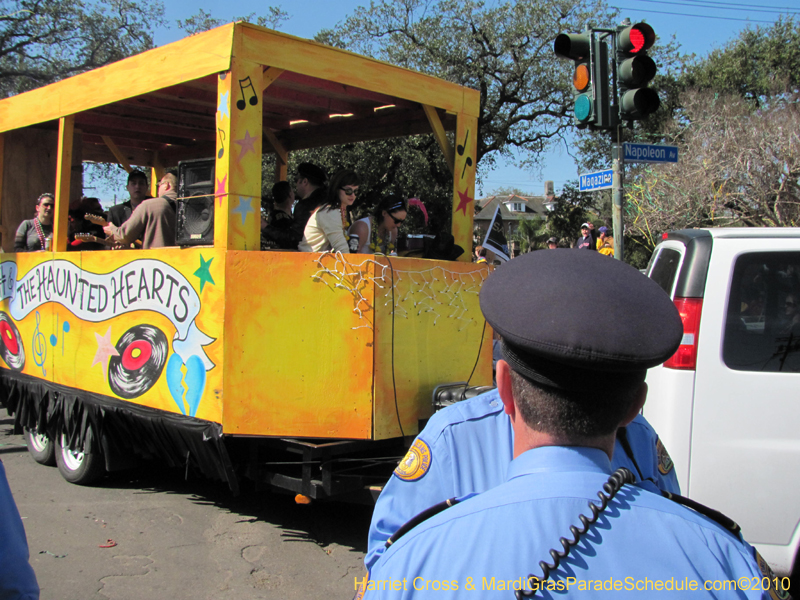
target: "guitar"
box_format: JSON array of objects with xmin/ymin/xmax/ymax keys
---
[
  {"xmin": 74, "ymin": 233, "xmax": 114, "ymax": 247},
  {"xmin": 84, "ymin": 213, "xmax": 108, "ymax": 227}
]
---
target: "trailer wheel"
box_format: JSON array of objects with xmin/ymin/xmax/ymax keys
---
[
  {"xmin": 55, "ymin": 432, "xmax": 105, "ymax": 485},
  {"xmin": 24, "ymin": 428, "xmax": 56, "ymax": 466}
]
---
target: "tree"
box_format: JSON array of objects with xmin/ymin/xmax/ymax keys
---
[
  {"xmin": 0, "ymin": 0, "xmax": 164, "ymax": 97},
  {"xmin": 177, "ymin": 7, "xmax": 288, "ymax": 36},
  {"xmin": 626, "ymin": 90, "xmax": 800, "ymax": 251},
  {"xmin": 317, "ymin": 0, "xmax": 616, "ymax": 172},
  {"xmin": 683, "ymin": 17, "xmax": 800, "ymax": 106}
]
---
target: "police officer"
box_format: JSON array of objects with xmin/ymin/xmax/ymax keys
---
[
  {"xmin": 0, "ymin": 459, "xmax": 39, "ymax": 599},
  {"xmin": 365, "ymin": 393, "xmax": 679, "ymax": 572},
  {"xmin": 362, "ymin": 250, "xmax": 777, "ymax": 599}
]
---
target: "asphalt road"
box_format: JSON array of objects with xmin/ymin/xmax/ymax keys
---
[{"xmin": 0, "ymin": 410, "xmax": 372, "ymax": 600}]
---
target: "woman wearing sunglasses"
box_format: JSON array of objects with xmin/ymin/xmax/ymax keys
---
[
  {"xmin": 14, "ymin": 193, "xmax": 55, "ymax": 252},
  {"xmin": 349, "ymin": 195, "xmax": 407, "ymax": 255},
  {"xmin": 298, "ymin": 169, "xmax": 361, "ymax": 254}
]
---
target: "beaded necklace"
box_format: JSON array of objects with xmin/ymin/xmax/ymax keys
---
[
  {"xmin": 32, "ymin": 218, "xmax": 48, "ymax": 250},
  {"xmin": 369, "ymin": 220, "xmax": 395, "ymax": 254}
]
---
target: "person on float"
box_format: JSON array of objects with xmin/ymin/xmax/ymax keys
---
[
  {"xmin": 349, "ymin": 195, "xmax": 407, "ymax": 255},
  {"xmin": 298, "ymin": 169, "xmax": 360, "ymax": 254},
  {"xmin": 14, "ymin": 193, "xmax": 54, "ymax": 252}
]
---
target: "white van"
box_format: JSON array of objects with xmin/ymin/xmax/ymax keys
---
[{"xmin": 643, "ymin": 228, "xmax": 800, "ymax": 577}]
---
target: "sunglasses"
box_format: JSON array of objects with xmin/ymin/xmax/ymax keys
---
[
  {"xmin": 340, "ymin": 187, "xmax": 358, "ymax": 197},
  {"xmin": 786, "ymin": 301, "xmax": 796, "ymax": 307},
  {"xmin": 390, "ymin": 214, "xmax": 405, "ymax": 225}
]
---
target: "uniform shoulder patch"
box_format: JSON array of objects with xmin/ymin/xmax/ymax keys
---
[
  {"xmin": 754, "ymin": 550, "xmax": 791, "ymax": 600},
  {"xmin": 394, "ymin": 439, "xmax": 432, "ymax": 481},
  {"xmin": 656, "ymin": 438, "xmax": 674, "ymax": 475}
]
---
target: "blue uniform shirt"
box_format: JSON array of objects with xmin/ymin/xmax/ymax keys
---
[
  {"xmin": 363, "ymin": 446, "xmax": 768, "ymax": 599},
  {"xmin": 366, "ymin": 390, "xmax": 680, "ymax": 571},
  {"xmin": 0, "ymin": 460, "xmax": 39, "ymax": 600}
]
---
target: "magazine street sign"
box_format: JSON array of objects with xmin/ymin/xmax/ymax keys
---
[
  {"xmin": 623, "ymin": 142, "xmax": 678, "ymax": 163},
  {"xmin": 579, "ymin": 169, "xmax": 614, "ymax": 192}
]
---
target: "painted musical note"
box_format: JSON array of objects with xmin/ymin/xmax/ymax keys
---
[
  {"xmin": 217, "ymin": 128, "xmax": 226, "ymax": 159},
  {"xmin": 49, "ymin": 315, "xmax": 70, "ymax": 354},
  {"xmin": 32, "ymin": 310, "xmax": 46, "ymax": 375},
  {"xmin": 457, "ymin": 131, "xmax": 469, "ymax": 156},
  {"xmin": 461, "ymin": 156, "xmax": 473, "ymax": 179},
  {"xmin": 236, "ymin": 76, "xmax": 258, "ymax": 110}
]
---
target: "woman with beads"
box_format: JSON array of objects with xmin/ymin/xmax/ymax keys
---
[
  {"xmin": 298, "ymin": 169, "xmax": 360, "ymax": 254},
  {"xmin": 14, "ymin": 193, "xmax": 55, "ymax": 252},
  {"xmin": 349, "ymin": 195, "xmax": 407, "ymax": 255}
]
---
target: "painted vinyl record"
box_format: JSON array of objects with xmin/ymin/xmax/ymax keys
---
[
  {"xmin": 0, "ymin": 312, "xmax": 25, "ymax": 371},
  {"xmin": 108, "ymin": 325, "xmax": 168, "ymax": 399}
]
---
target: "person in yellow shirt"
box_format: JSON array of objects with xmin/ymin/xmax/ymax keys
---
[{"xmin": 597, "ymin": 226, "xmax": 614, "ymax": 256}]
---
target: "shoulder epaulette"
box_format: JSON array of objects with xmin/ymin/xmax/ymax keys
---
[
  {"xmin": 385, "ymin": 497, "xmax": 460, "ymax": 548},
  {"xmin": 661, "ymin": 490, "xmax": 741, "ymax": 535}
]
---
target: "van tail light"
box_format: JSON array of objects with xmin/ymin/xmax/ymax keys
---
[{"xmin": 664, "ymin": 297, "xmax": 702, "ymax": 370}]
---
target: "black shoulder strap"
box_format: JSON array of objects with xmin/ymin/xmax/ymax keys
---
[
  {"xmin": 661, "ymin": 490, "xmax": 741, "ymax": 536},
  {"xmin": 385, "ymin": 497, "xmax": 460, "ymax": 548}
]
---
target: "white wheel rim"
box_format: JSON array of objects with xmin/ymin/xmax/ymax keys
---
[
  {"xmin": 29, "ymin": 431, "xmax": 49, "ymax": 453},
  {"xmin": 60, "ymin": 435, "xmax": 84, "ymax": 471}
]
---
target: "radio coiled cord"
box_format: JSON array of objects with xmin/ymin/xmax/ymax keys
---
[{"xmin": 515, "ymin": 467, "xmax": 636, "ymax": 599}]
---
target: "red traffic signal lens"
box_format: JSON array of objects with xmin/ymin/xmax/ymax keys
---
[
  {"xmin": 618, "ymin": 23, "xmax": 655, "ymax": 56},
  {"xmin": 629, "ymin": 27, "xmax": 646, "ymax": 53},
  {"xmin": 573, "ymin": 64, "xmax": 590, "ymax": 91}
]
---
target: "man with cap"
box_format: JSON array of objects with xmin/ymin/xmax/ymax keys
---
[
  {"xmin": 361, "ymin": 251, "xmax": 778, "ymax": 599},
  {"xmin": 546, "ymin": 236, "xmax": 558, "ymax": 249},
  {"xmin": 597, "ymin": 226, "xmax": 614, "ymax": 256},
  {"xmin": 575, "ymin": 222, "xmax": 595, "ymax": 250}
]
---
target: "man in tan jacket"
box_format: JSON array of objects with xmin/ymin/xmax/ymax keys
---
[{"xmin": 104, "ymin": 173, "xmax": 177, "ymax": 249}]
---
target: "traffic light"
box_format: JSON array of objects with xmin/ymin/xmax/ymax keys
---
[
  {"xmin": 615, "ymin": 22, "xmax": 660, "ymax": 120},
  {"xmin": 554, "ymin": 31, "xmax": 612, "ymax": 129},
  {"xmin": 554, "ymin": 33, "xmax": 593, "ymax": 128}
]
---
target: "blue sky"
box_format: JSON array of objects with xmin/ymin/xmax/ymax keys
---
[{"xmin": 153, "ymin": 0, "xmax": 800, "ymax": 197}]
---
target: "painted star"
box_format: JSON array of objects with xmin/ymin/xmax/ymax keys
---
[
  {"xmin": 232, "ymin": 196, "xmax": 254, "ymax": 225},
  {"xmin": 215, "ymin": 175, "xmax": 227, "ymax": 207},
  {"xmin": 194, "ymin": 254, "xmax": 215, "ymax": 293},
  {"xmin": 217, "ymin": 91, "xmax": 230, "ymax": 121},
  {"xmin": 456, "ymin": 188, "xmax": 474, "ymax": 216},
  {"xmin": 92, "ymin": 326, "xmax": 119, "ymax": 370},
  {"xmin": 234, "ymin": 130, "xmax": 257, "ymax": 161}
]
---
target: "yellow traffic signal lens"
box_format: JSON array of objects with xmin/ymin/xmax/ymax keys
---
[{"xmin": 573, "ymin": 64, "xmax": 590, "ymax": 92}]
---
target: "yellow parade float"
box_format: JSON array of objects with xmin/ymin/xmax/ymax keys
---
[{"xmin": 0, "ymin": 22, "xmax": 491, "ymax": 499}]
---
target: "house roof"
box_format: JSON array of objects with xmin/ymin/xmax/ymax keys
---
[{"xmin": 474, "ymin": 194, "xmax": 551, "ymax": 222}]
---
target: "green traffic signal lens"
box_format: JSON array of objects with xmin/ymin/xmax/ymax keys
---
[
  {"xmin": 620, "ymin": 88, "xmax": 660, "ymax": 118},
  {"xmin": 575, "ymin": 94, "xmax": 592, "ymax": 122}
]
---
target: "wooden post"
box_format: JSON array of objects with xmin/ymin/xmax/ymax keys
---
[
  {"xmin": 54, "ymin": 116, "xmax": 74, "ymax": 253},
  {"xmin": 215, "ymin": 58, "xmax": 263, "ymax": 250},
  {"xmin": 452, "ymin": 112, "xmax": 477, "ymax": 261},
  {"xmin": 151, "ymin": 152, "xmax": 164, "ymax": 198},
  {"xmin": 0, "ymin": 133, "xmax": 4, "ymax": 249}
]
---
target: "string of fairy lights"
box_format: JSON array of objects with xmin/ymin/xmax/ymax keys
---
[{"xmin": 311, "ymin": 252, "xmax": 488, "ymax": 332}]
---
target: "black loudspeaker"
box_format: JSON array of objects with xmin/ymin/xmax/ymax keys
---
[{"xmin": 177, "ymin": 158, "xmax": 215, "ymax": 246}]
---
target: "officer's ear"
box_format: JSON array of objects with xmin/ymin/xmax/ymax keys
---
[
  {"xmin": 496, "ymin": 360, "xmax": 516, "ymax": 419},
  {"xmin": 620, "ymin": 382, "xmax": 648, "ymax": 427}
]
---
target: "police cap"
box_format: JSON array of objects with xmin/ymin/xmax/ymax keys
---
[{"xmin": 479, "ymin": 250, "xmax": 683, "ymax": 391}]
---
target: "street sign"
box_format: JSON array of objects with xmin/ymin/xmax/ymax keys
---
[
  {"xmin": 579, "ymin": 169, "xmax": 613, "ymax": 192},
  {"xmin": 623, "ymin": 142, "xmax": 678, "ymax": 163}
]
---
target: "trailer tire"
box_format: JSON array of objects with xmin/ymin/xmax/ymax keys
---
[
  {"xmin": 55, "ymin": 432, "xmax": 105, "ymax": 485},
  {"xmin": 24, "ymin": 428, "xmax": 56, "ymax": 466}
]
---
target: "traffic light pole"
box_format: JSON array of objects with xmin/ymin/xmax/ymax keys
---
[{"xmin": 611, "ymin": 128, "xmax": 624, "ymax": 261}]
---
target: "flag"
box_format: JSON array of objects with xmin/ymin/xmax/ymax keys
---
[{"xmin": 482, "ymin": 205, "xmax": 510, "ymax": 262}]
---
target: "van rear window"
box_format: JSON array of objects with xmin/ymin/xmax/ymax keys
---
[
  {"xmin": 723, "ymin": 252, "xmax": 800, "ymax": 372},
  {"xmin": 649, "ymin": 248, "xmax": 682, "ymax": 295}
]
